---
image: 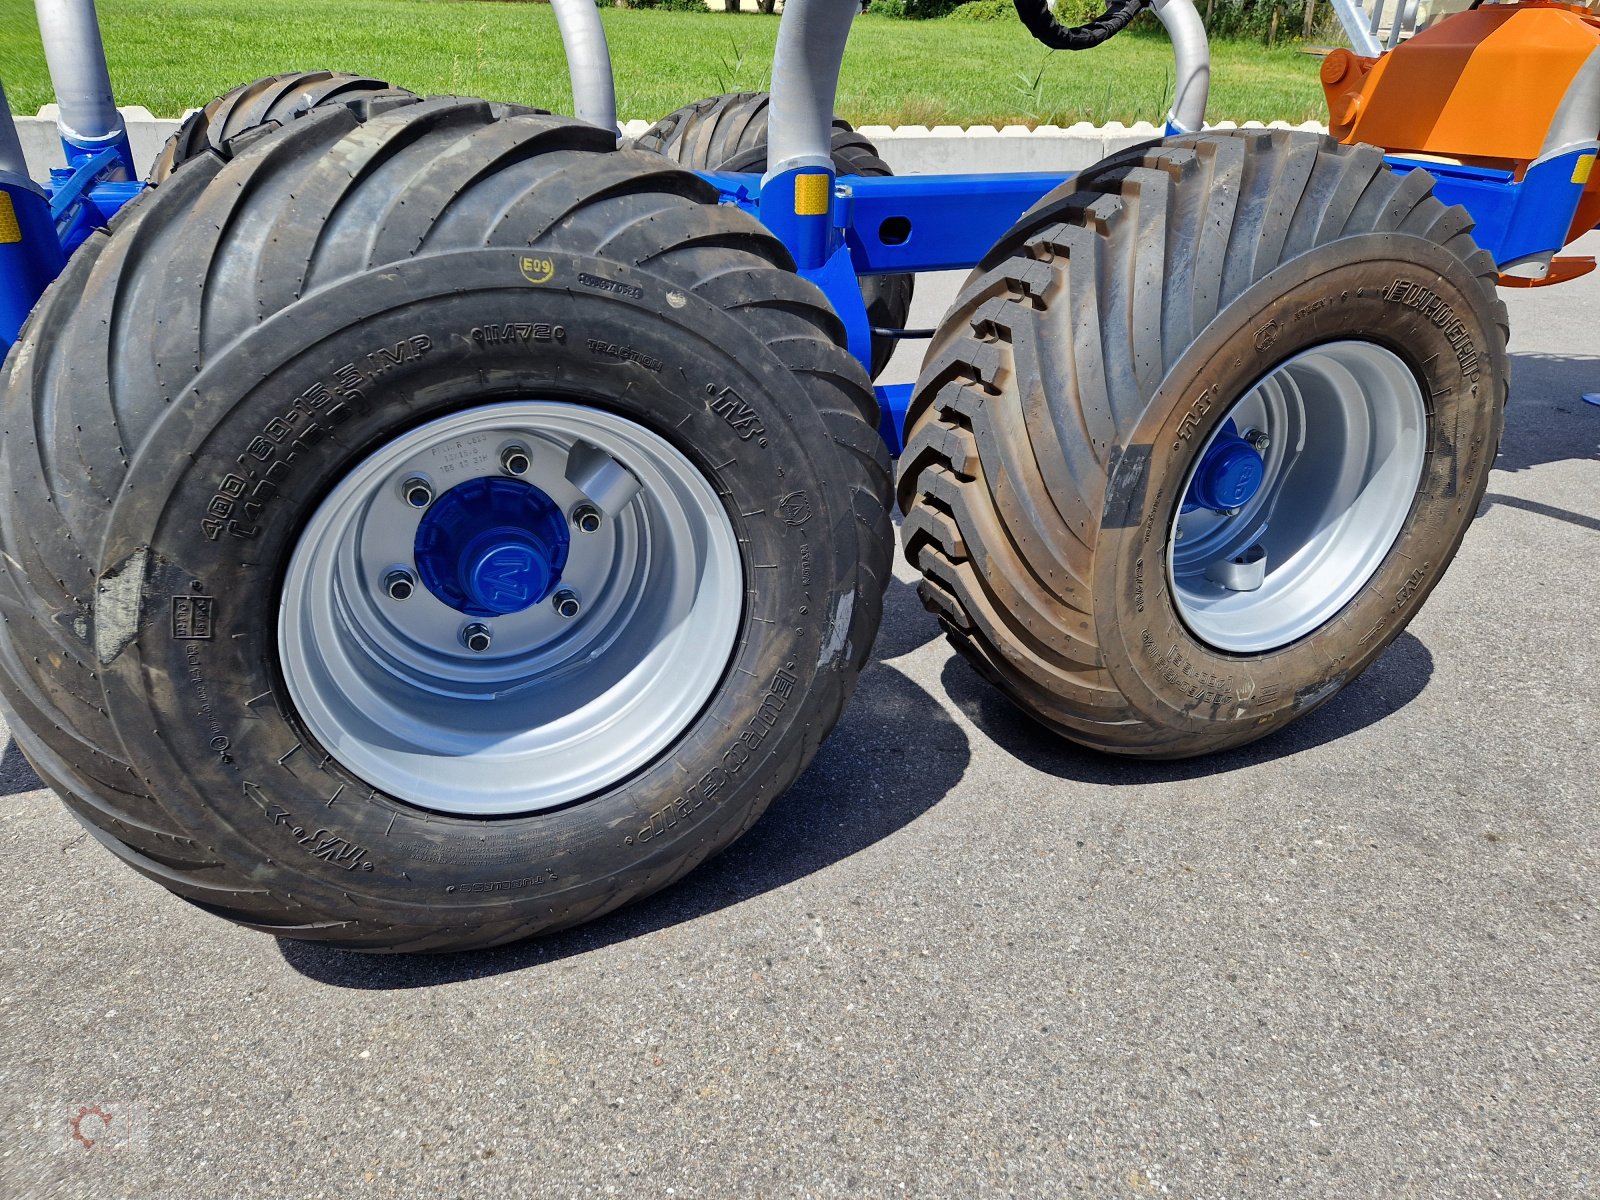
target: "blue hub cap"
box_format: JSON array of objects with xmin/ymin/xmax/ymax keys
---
[
  {"xmin": 1183, "ymin": 420, "xmax": 1265, "ymax": 514},
  {"xmin": 414, "ymin": 476, "xmax": 570, "ymax": 616}
]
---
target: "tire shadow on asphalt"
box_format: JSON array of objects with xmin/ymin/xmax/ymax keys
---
[
  {"xmin": 1494, "ymin": 351, "xmax": 1600, "ymax": 476},
  {"xmin": 935, "ymin": 629, "xmax": 1434, "ymax": 786},
  {"xmin": 0, "ymin": 737, "xmax": 43, "ymax": 798},
  {"xmin": 277, "ymin": 589, "xmax": 970, "ymax": 988}
]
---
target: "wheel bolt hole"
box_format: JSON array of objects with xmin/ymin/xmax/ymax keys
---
[
  {"xmin": 461, "ymin": 623, "xmax": 493, "ymax": 653},
  {"xmin": 384, "ymin": 569, "xmax": 415, "ymax": 601},
  {"xmin": 501, "ymin": 445, "xmax": 532, "ymax": 476},
  {"xmin": 553, "ymin": 589, "xmax": 581, "ymax": 619},
  {"xmin": 572, "ymin": 503, "xmax": 602, "ymax": 534},
  {"xmin": 403, "ymin": 477, "xmax": 433, "ymax": 508}
]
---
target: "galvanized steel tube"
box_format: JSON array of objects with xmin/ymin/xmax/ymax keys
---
[
  {"xmin": 550, "ymin": 0, "xmax": 618, "ymax": 134},
  {"xmin": 765, "ymin": 0, "xmax": 859, "ymax": 180},
  {"xmin": 35, "ymin": 0, "xmax": 126, "ymax": 145},
  {"xmin": 1152, "ymin": 0, "xmax": 1211, "ymax": 134}
]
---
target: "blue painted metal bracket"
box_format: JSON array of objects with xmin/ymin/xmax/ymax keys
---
[
  {"xmin": 49, "ymin": 145, "xmax": 144, "ymax": 257},
  {"xmin": 875, "ymin": 383, "xmax": 914, "ymax": 457},
  {"xmin": 700, "ymin": 169, "xmax": 1067, "ymax": 276},
  {"xmin": 1385, "ymin": 147, "xmax": 1596, "ymax": 271},
  {"xmin": 838, "ymin": 171, "xmax": 1064, "ymax": 273},
  {"xmin": 0, "ymin": 176, "xmax": 67, "ymax": 357},
  {"xmin": 59, "ymin": 127, "xmax": 137, "ymax": 180},
  {"xmin": 0, "ymin": 139, "xmax": 144, "ymax": 356}
]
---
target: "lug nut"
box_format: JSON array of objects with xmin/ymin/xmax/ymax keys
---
[
  {"xmin": 572, "ymin": 503, "xmax": 602, "ymax": 534},
  {"xmin": 1244, "ymin": 428, "xmax": 1270, "ymax": 453},
  {"xmin": 553, "ymin": 589, "xmax": 581, "ymax": 619},
  {"xmin": 402, "ymin": 477, "xmax": 434, "ymax": 509},
  {"xmin": 461, "ymin": 622, "xmax": 493, "ymax": 653},
  {"xmin": 384, "ymin": 569, "xmax": 415, "ymax": 601},
  {"xmin": 501, "ymin": 444, "xmax": 532, "ymax": 476}
]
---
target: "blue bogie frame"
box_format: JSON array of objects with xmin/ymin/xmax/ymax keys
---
[{"xmin": 2, "ymin": 0, "xmax": 1597, "ymax": 444}]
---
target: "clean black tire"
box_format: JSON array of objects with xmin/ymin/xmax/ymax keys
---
[
  {"xmin": 898, "ymin": 131, "xmax": 1508, "ymax": 758},
  {"xmin": 147, "ymin": 70, "xmax": 420, "ymax": 183},
  {"xmin": 634, "ymin": 91, "xmax": 914, "ymax": 379},
  {"xmin": 0, "ymin": 98, "xmax": 891, "ymax": 951}
]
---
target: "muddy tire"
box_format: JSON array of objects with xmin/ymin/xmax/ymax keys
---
[
  {"xmin": 634, "ymin": 91, "xmax": 914, "ymax": 379},
  {"xmin": 1, "ymin": 98, "xmax": 891, "ymax": 951},
  {"xmin": 898, "ymin": 131, "xmax": 1508, "ymax": 758}
]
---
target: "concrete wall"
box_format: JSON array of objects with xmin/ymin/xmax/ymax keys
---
[{"xmin": 15, "ymin": 106, "xmax": 1329, "ymax": 181}]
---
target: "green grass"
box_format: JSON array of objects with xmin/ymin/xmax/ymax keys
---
[{"xmin": 0, "ymin": 0, "xmax": 1327, "ymax": 127}]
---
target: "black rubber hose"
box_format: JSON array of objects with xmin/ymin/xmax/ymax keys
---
[{"xmin": 1013, "ymin": 0, "xmax": 1150, "ymax": 50}]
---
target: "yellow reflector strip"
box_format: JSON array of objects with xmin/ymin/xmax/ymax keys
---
[
  {"xmin": 0, "ymin": 193, "xmax": 21, "ymax": 244},
  {"xmin": 1574, "ymin": 154, "xmax": 1596, "ymax": 186},
  {"xmin": 794, "ymin": 173, "xmax": 831, "ymax": 216}
]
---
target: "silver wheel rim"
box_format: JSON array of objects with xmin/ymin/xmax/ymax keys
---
[
  {"xmin": 279, "ymin": 401, "xmax": 743, "ymax": 816},
  {"xmin": 1168, "ymin": 340, "xmax": 1428, "ymax": 654}
]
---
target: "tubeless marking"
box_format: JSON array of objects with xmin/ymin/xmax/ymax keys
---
[{"xmin": 1172, "ymin": 386, "xmax": 1217, "ymax": 454}]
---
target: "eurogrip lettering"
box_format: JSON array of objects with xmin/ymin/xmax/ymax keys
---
[
  {"xmin": 632, "ymin": 665, "xmax": 799, "ymax": 844},
  {"xmin": 1383, "ymin": 279, "xmax": 1481, "ymax": 384}
]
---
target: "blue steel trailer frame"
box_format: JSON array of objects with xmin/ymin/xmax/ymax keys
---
[{"xmin": 2, "ymin": 0, "xmax": 1595, "ymax": 458}]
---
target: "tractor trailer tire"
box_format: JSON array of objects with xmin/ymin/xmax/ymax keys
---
[
  {"xmin": 147, "ymin": 71, "xmax": 420, "ymax": 183},
  {"xmin": 899, "ymin": 131, "xmax": 1508, "ymax": 758},
  {"xmin": 0, "ymin": 98, "xmax": 891, "ymax": 951},
  {"xmin": 634, "ymin": 92, "xmax": 914, "ymax": 379}
]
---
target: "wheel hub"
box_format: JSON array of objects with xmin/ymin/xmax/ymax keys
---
[
  {"xmin": 1183, "ymin": 421, "xmax": 1266, "ymax": 514},
  {"xmin": 414, "ymin": 476, "xmax": 570, "ymax": 616}
]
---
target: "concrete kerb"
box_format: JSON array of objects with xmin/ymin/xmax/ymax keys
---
[{"xmin": 16, "ymin": 105, "xmax": 1330, "ymax": 180}]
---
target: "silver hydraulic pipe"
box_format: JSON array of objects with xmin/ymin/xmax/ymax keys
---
[
  {"xmin": 765, "ymin": 0, "xmax": 859, "ymax": 181},
  {"xmin": 550, "ymin": 0, "xmax": 618, "ymax": 135},
  {"xmin": 1329, "ymin": 0, "xmax": 1384, "ymax": 56},
  {"xmin": 34, "ymin": 0, "xmax": 127, "ymax": 146},
  {"xmin": 1151, "ymin": 0, "xmax": 1210, "ymax": 134}
]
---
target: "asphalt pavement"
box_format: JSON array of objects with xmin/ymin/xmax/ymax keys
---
[{"xmin": 2, "ymin": 234, "xmax": 1596, "ymax": 1200}]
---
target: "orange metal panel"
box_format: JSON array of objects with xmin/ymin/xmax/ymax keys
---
[{"xmin": 1322, "ymin": 3, "xmax": 1600, "ymax": 163}]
